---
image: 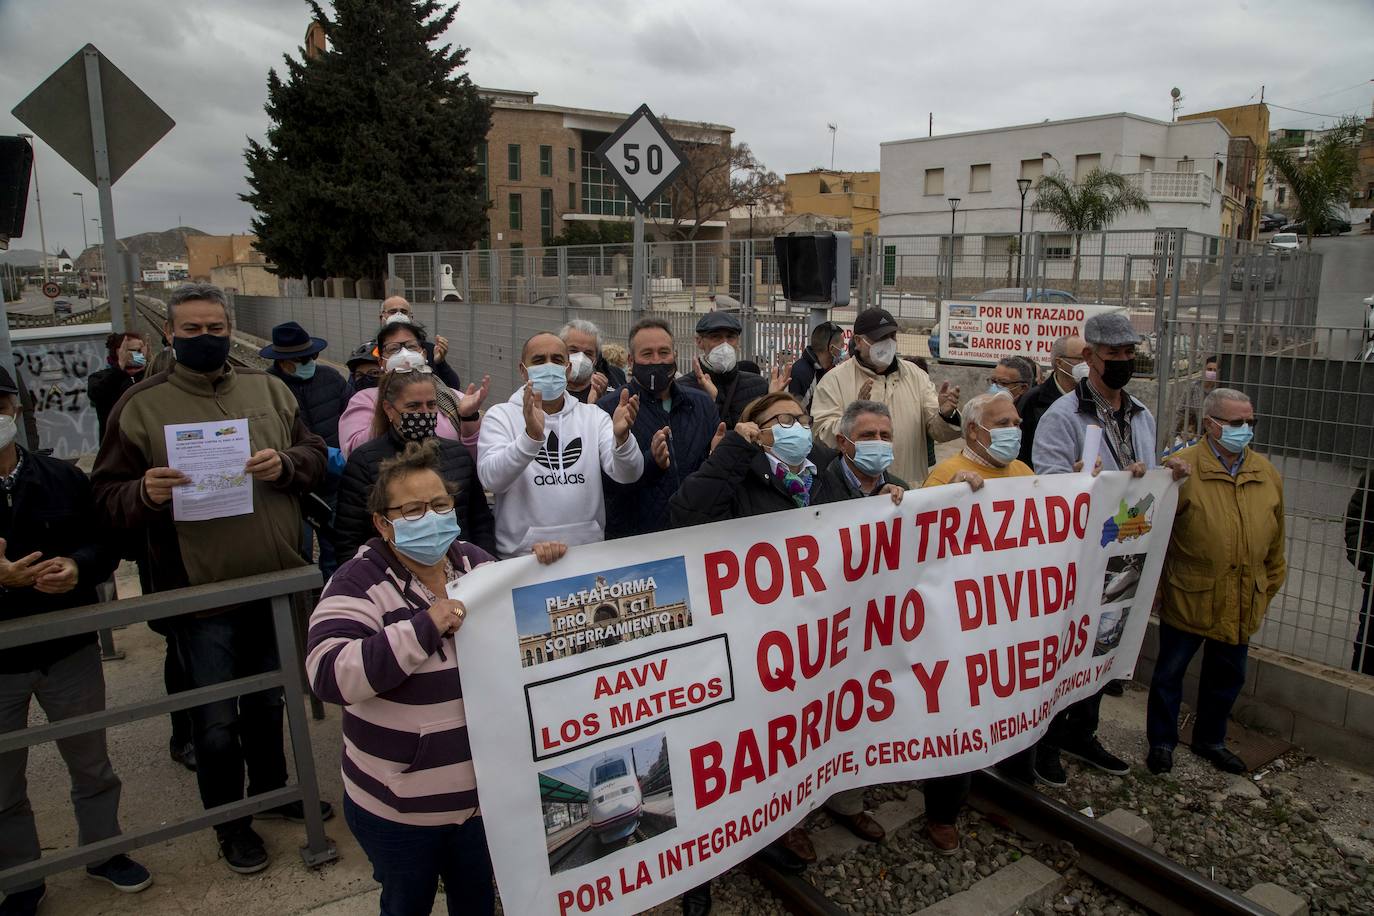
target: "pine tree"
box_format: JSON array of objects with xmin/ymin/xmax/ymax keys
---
[{"xmin": 243, "ymin": 0, "xmax": 491, "ymax": 286}]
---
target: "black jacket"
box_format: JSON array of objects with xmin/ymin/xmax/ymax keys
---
[
  {"xmin": 599, "ymin": 378, "xmax": 720, "ymax": 538},
  {"xmin": 787, "ymin": 348, "xmax": 829, "ymax": 411},
  {"xmin": 333, "ymin": 428, "xmax": 496, "ymax": 562},
  {"xmin": 342, "ymin": 339, "xmax": 461, "ymax": 407},
  {"xmin": 669, "ymin": 431, "xmax": 837, "ymax": 527},
  {"xmin": 811, "ymin": 453, "xmax": 909, "ymax": 505},
  {"xmin": 270, "ymin": 363, "xmax": 348, "ymax": 449},
  {"xmin": 88, "ymin": 365, "xmax": 144, "ymax": 443},
  {"xmin": 0, "ymin": 446, "xmax": 118, "ymax": 673},
  {"xmin": 1346, "ymin": 472, "xmax": 1374, "ymax": 584},
  {"xmin": 1015, "ymin": 377, "xmax": 1072, "ymax": 465},
  {"xmin": 677, "ymin": 362, "xmax": 769, "ymax": 429}
]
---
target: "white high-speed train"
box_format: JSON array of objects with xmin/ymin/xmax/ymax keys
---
[{"xmin": 588, "ymin": 757, "xmax": 642, "ymax": 844}]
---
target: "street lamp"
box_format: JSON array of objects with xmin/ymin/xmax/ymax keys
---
[
  {"xmin": 73, "ymin": 192, "xmax": 88, "ymax": 251},
  {"xmin": 92, "ymin": 219, "xmax": 103, "ymax": 295},
  {"xmin": 1016, "ymin": 178, "xmax": 1033, "ymax": 287},
  {"xmin": 948, "ymin": 197, "xmax": 961, "ymax": 235},
  {"xmin": 16, "ymin": 133, "xmax": 48, "ymax": 284}
]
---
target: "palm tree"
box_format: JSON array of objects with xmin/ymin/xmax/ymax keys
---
[
  {"xmin": 1267, "ymin": 116, "xmax": 1361, "ymax": 249},
  {"xmin": 1033, "ymin": 169, "xmax": 1151, "ymax": 293}
]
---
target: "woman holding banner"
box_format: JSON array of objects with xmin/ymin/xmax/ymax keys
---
[{"xmin": 306, "ymin": 440, "xmax": 564, "ymax": 915}]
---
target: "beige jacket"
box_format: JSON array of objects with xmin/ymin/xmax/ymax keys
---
[{"xmin": 812, "ymin": 358, "xmax": 960, "ymax": 485}]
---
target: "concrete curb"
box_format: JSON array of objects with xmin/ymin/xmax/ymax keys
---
[
  {"xmin": 810, "ymin": 796, "xmax": 926, "ymax": 864},
  {"xmin": 909, "ymin": 856, "xmax": 1065, "ymax": 916}
]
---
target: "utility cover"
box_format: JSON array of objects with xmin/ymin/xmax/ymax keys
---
[
  {"xmin": 11, "ymin": 44, "xmax": 174, "ymax": 186},
  {"xmin": 594, "ymin": 104, "xmax": 686, "ymax": 211}
]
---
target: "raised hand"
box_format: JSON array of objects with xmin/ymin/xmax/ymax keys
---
[
  {"xmin": 938, "ymin": 381, "xmax": 960, "ymax": 416},
  {"xmin": 733, "ymin": 422, "xmax": 762, "ymax": 445},
  {"xmin": 459, "ymin": 375, "xmax": 491, "ymax": 417},
  {"xmin": 858, "ymin": 378, "xmax": 874, "ymax": 401},
  {"xmin": 709, "ymin": 421, "xmax": 727, "ymax": 453},
  {"xmin": 651, "ymin": 426, "xmax": 672, "ymax": 470},
  {"xmin": 693, "ymin": 360, "xmax": 718, "ymax": 400},
  {"xmin": 434, "ymin": 335, "xmax": 450, "ymax": 363},
  {"xmin": 522, "ymin": 383, "xmax": 546, "ymax": 442},
  {"xmin": 769, "ymin": 359, "xmax": 794, "ymax": 394},
  {"xmin": 612, "ymin": 388, "xmax": 640, "ymax": 444},
  {"xmin": 590, "ymin": 372, "xmax": 609, "ymax": 404}
]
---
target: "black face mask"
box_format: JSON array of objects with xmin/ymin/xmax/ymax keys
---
[
  {"xmin": 397, "ymin": 411, "xmax": 439, "ymax": 442},
  {"xmin": 172, "ymin": 334, "xmax": 231, "ymax": 373},
  {"xmin": 1099, "ymin": 358, "xmax": 1135, "ymax": 391},
  {"xmin": 354, "ymin": 374, "xmax": 380, "ymax": 392},
  {"xmin": 632, "ymin": 361, "xmax": 676, "ymax": 395}
]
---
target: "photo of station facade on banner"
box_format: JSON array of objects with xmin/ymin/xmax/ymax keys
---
[{"xmin": 455, "ymin": 465, "xmax": 1178, "ymax": 915}]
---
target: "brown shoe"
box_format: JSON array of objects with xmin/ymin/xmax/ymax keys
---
[
  {"xmin": 925, "ymin": 822, "xmax": 960, "ymax": 855},
  {"xmin": 833, "ymin": 810, "xmax": 886, "ymax": 843},
  {"xmin": 778, "ymin": 826, "xmax": 817, "ymax": 864}
]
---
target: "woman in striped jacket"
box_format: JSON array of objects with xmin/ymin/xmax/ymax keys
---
[{"xmin": 307, "ymin": 440, "xmax": 564, "ymax": 915}]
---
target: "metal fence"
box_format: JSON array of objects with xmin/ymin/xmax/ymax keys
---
[{"xmin": 0, "ymin": 568, "xmax": 337, "ymax": 891}]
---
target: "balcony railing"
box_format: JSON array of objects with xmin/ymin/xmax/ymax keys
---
[{"xmin": 1122, "ymin": 170, "xmax": 1214, "ymax": 204}]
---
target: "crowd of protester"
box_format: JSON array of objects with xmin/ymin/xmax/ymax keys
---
[{"xmin": 7, "ymin": 280, "xmax": 1370, "ymax": 916}]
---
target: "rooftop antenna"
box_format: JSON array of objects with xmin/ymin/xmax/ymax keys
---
[
  {"xmin": 827, "ymin": 123, "xmax": 837, "ymax": 170},
  {"xmin": 1170, "ymin": 87, "xmax": 1184, "ymax": 122}
]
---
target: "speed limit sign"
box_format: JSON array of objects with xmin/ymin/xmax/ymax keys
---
[
  {"xmin": 594, "ymin": 104, "xmax": 686, "ymax": 210},
  {"xmin": 42, "ymin": 281, "xmax": 60, "ymax": 299}
]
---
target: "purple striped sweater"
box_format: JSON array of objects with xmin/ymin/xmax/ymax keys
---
[{"xmin": 307, "ymin": 537, "xmax": 494, "ymax": 826}]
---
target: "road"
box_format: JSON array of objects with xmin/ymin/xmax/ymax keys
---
[
  {"xmin": 1311, "ymin": 232, "xmax": 1374, "ymax": 328},
  {"xmin": 3, "ymin": 284, "xmax": 99, "ymax": 318}
]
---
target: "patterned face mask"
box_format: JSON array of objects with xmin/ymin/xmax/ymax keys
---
[{"xmin": 398, "ymin": 411, "xmax": 439, "ymax": 442}]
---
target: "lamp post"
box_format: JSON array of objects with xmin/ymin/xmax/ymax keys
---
[
  {"xmin": 1016, "ymin": 178, "xmax": 1032, "ymax": 287},
  {"xmin": 73, "ymin": 192, "xmax": 88, "ymax": 251},
  {"xmin": 92, "ymin": 219, "xmax": 103, "ymax": 296},
  {"xmin": 948, "ymin": 197, "xmax": 960, "ymax": 236},
  {"xmin": 16, "ymin": 133, "xmax": 48, "ymax": 284}
]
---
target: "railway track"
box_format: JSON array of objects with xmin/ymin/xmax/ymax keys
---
[
  {"xmin": 746, "ymin": 771, "xmax": 1274, "ymax": 916},
  {"xmin": 132, "ymin": 295, "xmax": 253, "ymax": 369}
]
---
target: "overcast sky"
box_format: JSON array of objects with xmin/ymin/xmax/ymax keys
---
[{"xmin": 2, "ymin": 0, "xmax": 1371, "ymax": 255}]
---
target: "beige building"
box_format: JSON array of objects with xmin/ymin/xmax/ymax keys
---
[
  {"xmin": 784, "ymin": 170, "xmax": 880, "ymax": 246},
  {"xmin": 518, "ymin": 574, "xmax": 690, "ymax": 667},
  {"xmin": 478, "ymin": 88, "xmax": 734, "ymax": 252},
  {"xmin": 187, "ymin": 234, "xmax": 267, "ymax": 281},
  {"xmin": 1179, "ymin": 104, "xmax": 1269, "ymax": 239}
]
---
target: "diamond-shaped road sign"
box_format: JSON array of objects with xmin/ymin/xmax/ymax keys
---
[
  {"xmin": 11, "ymin": 43, "xmax": 174, "ymax": 186},
  {"xmin": 594, "ymin": 104, "xmax": 686, "ymax": 211}
]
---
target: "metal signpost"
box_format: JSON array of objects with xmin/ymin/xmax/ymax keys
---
[
  {"xmin": 12, "ymin": 43, "xmax": 175, "ymax": 333},
  {"xmin": 594, "ymin": 104, "xmax": 686, "ymax": 312}
]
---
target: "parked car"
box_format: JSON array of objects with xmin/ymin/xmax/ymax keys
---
[
  {"xmin": 1230, "ymin": 259, "xmax": 1279, "ymax": 290},
  {"xmin": 1259, "ymin": 213, "xmax": 1287, "ymax": 233},
  {"xmin": 1269, "ymin": 232, "xmax": 1300, "ymax": 251},
  {"xmin": 1280, "ymin": 218, "xmax": 1351, "ymax": 236},
  {"xmin": 969, "ymin": 287, "xmax": 1080, "ymax": 303},
  {"xmin": 53, "ymin": 298, "xmax": 72, "ymax": 315}
]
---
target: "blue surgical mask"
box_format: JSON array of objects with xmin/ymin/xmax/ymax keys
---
[
  {"xmin": 293, "ymin": 360, "xmax": 317, "ymax": 380},
  {"xmin": 1215, "ymin": 421, "xmax": 1253, "ymax": 453},
  {"xmin": 986, "ymin": 383, "xmax": 1009, "ymax": 397},
  {"xmin": 850, "ymin": 440, "xmax": 894, "ymax": 476},
  {"xmin": 981, "ymin": 425, "xmax": 1022, "ymax": 465},
  {"xmin": 525, "ymin": 362, "xmax": 568, "ymax": 401},
  {"xmin": 390, "ymin": 509, "xmax": 461, "ymax": 567},
  {"xmin": 769, "ymin": 424, "xmax": 813, "ymax": 467},
  {"xmin": 130, "ymin": 351, "xmax": 147, "ymax": 368}
]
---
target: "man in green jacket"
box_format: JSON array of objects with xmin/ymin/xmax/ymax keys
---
[
  {"xmin": 1145, "ymin": 388, "xmax": 1286, "ymax": 775},
  {"xmin": 91, "ymin": 283, "xmax": 330, "ymax": 875}
]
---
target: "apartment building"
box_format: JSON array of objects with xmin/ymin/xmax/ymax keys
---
[
  {"xmin": 1180, "ymin": 104, "xmax": 1268, "ymax": 239},
  {"xmin": 784, "ymin": 169, "xmax": 880, "ymax": 244},
  {"xmin": 477, "ymin": 88, "xmax": 734, "ymax": 252}
]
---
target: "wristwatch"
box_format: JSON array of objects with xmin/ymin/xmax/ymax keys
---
[
  {"xmin": 459, "ymin": 411, "xmax": 481, "ymax": 422},
  {"xmin": 941, "ymin": 409, "xmax": 961, "ymax": 425}
]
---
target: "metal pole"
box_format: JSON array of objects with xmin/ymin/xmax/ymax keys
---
[
  {"xmin": 17, "ymin": 136, "xmax": 48, "ymax": 285},
  {"xmin": 631, "ymin": 207, "xmax": 645, "ymax": 313},
  {"xmin": 269, "ymin": 594, "xmax": 338, "ymax": 866},
  {"xmin": 83, "ymin": 49, "xmax": 126, "ymax": 334},
  {"xmin": 76, "ymin": 193, "xmax": 88, "ymax": 253},
  {"xmin": 1016, "ymin": 197, "xmax": 1027, "ymax": 287},
  {"xmin": 0, "ymin": 297, "xmax": 27, "ymax": 451}
]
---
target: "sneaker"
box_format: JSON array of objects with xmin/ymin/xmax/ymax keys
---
[
  {"xmin": 1102, "ymin": 680, "xmax": 1126, "ymax": 697},
  {"xmin": 1146, "ymin": 747, "xmax": 1174, "ymax": 775},
  {"xmin": 1190, "ymin": 744, "xmax": 1247, "ymax": 774},
  {"xmin": 1033, "ymin": 746, "xmax": 1069, "ymax": 787},
  {"xmin": 219, "ymin": 827, "xmax": 270, "ymax": 874},
  {"xmin": 925, "ymin": 822, "xmax": 961, "ymax": 855},
  {"xmin": 0, "ymin": 883, "xmax": 46, "ymax": 915},
  {"xmin": 254, "ymin": 799, "xmax": 334, "ymax": 824},
  {"xmin": 86, "ymin": 854, "xmax": 152, "ymax": 893},
  {"xmin": 169, "ymin": 740, "xmax": 197, "ymax": 772},
  {"xmin": 1061, "ymin": 737, "xmax": 1131, "ymax": 776}
]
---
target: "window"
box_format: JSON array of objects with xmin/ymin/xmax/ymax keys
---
[
  {"xmin": 539, "ymin": 145, "xmax": 552, "ymax": 177},
  {"xmin": 938, "ymin": 236, "xmax": 964, "ymax": 261},
  {"xmin": 582, "ymin": 150, "xmax": 670, "ymax": 218},
  {"xmin": 540, "ymin": 188, "xmax": 553, "ymax": 244},
  {"xmin": 568, "ymin": 147, "xmax": 576, "ymax": 171},
  {"xmin": 477, "ymin": 142, "xmax": 488, "ymax": 202},
  {"xmin": 568, "ymin": 181, "xmax": 576, "ymax": 210},
  {"xmin": 1216, "ymin": 161, "xmax": 1225, "ymax": 186},
  {"xmin": 1139, "ymin": 154, "xmax": 1155, "ymax": 172},
  {"xmin": 510, "ymin": 242, "xmax": 524, "ymax": 276},
  {"xmin": 508, "ymin": 193, "xmax": 522, "ymax": 229},
  {"xmin": 1045, "ymin": 234, "xmax": 1072, "ymax": 259},
  {"xmin": 1020, "ymin": 158, "xmax": 1043, "ymax": 182},
  {"xmin": 984, "ymin": 235, "xmax": 1013, "ymax": 258},
  {"xmin": 1176, "ymin": 156, "xmax": 1192, "ymax": 173},
  {"xmin": 1277, "ymin": 186, "xmax": 1286, "ymax": 204},
  {"xmin": 969, "ymin": 163, "xmax": 991, "ymax": 193},
  {"xmin": 507, "ymin": 144, "xmax": 521, "ymax": 181},
  {"xmin": 1074, "ymin": 154, "xmax": 1100, "ymax": 181},
  {"xmin": 923, "ymin": 168, "xmax": 944, "ymax": 195}
]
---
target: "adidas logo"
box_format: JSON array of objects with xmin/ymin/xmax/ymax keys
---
[{"xmin": 533, "ymin": 431, "xmax": 586, "ymax": 485}]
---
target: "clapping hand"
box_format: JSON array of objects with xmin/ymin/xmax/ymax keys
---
[
  {"xmin": 693, "ymin": 361, "xmax": 718, "ymax": 400},
  {"xmin": 708, "ymin": 422, "xmax": 727, "ymax": 454},
  {"xmin": 938, "ymin": 381, "xmax": 960, "ymax": 416},
  {"xmin": 522, "ymin": 383, "xmax": 546, "ymax": 442},
  {"xmin": 459, "ymin": 375, "xmax": 491, "ymax": 418},
  {"xmin": 651, "ymin": 426, "xmax": 672, "ymax": 470},
  {"xmin": 612, "ymin": 388, "xmax": 640, "ymax": 445},
  {"xmin": 590, "ymin": 372, "xmax": 610, "ymax": 404}
]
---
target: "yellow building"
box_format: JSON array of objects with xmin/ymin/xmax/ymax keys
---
[
  {"xmin": 1180, "ymin": 104, "xmax": 1269, "ymax": 240},
  {"xmin": 784, "ymin": 170, "xmax": 880, "ymax": 245}
]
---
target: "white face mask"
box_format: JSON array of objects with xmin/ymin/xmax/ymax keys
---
[
  {"xmin": 0, "ymin": 415, "xmax": 16, "ymax": 451},
  {"xmin": 1071, "ymin": 361, "xmax": 1091, "ymax": 383},
  {"xmin": 703, "ymin": 342, "xmax": 738, "ymax": 374},
  {"xmin": 867, "ymin": 338, "xmax": 897, "ymax": 370},
  {"xmin": 385, "ymin": 349, "xmax": 427, "ymax": 373},
  {"xmin": 568, "ymin": 351, "xmax": 594, "ymax": 384}
]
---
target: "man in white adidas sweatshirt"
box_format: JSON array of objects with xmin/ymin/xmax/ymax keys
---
[{"xmin": 478, "ymin": 332, "xmax": 644, "ymax": 558}]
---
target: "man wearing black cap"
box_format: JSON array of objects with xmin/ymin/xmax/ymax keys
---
[
  {"xmin": 677, "ymin": 311, "xmax": 768, "ymax": 429},
  {"xmin": 0, "ymin": 366, "xmax": 154, "ymax": 910},
  {"xmin": 813, "ymin": 307, "xmax": 961, "ymax": 486}
]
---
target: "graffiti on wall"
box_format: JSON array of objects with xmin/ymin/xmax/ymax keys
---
[{"xmin": 15, "ymin": 336, "xmax": 106, "ymax": 459}]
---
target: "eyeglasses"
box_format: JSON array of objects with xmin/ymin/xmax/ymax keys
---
[
  {"xmin": 1207, "ymin": 416, "xmax": 1258, "ymax": 429},
  {"xmin": 986, "ymin": 377, "xmax": 1026, "ymax": 389},
  {"xmin": 762, "ymin": 414, "xmax": 812, "ymax": 429},
  {"xmin": 387, "ymin": 364, "xmax": 432, "ymax": 377},
  {"xmin": 385, "ymin": 496, "xmax": 456, "ymax": 521},
  {"xmin": 382, "ymin": 308, "xmax": 412, "ymax": 318},
  {"xmin": 358, "ymin": 369, "xmax": 382, "ymax": 380},
  {"xmin": 380, "ymin": 340, "xmax": 422, "ymax": 357}
]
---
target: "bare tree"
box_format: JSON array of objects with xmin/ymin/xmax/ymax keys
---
[{"xmin": 663, "ymin": 135, "xmax": 784, "ymax": 241}]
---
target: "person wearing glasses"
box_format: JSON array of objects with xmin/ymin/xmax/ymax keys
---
[
  {"xmin": 338, "ymin": 319, "xmax": 489, "ymax": 457},
  {"xmin": 1015, "ymin": 335, "xmax": 1087, "ymax": 465},
  {"xmin": 1146, "ymin": 388, "xmax": 1285, "ymax": 776},
  {"xmin": 360, "ymin": 296, "xmax": 461, "ymax": 390},
  {"xmin": 986, "ymin": 356, "xmax": 1034, "ymax": 403},
  {"xmin": 308, "ymin": 440, "xmax": 566, "ymax": 916}
]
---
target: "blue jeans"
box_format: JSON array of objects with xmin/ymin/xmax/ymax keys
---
[
  {"xmin": 344, "ymin": 796, "xmax": 495, "ymax": 916},
  {"xmin": 1146, "ymin": 622, "xmax": 1249, "ymax": 751}
]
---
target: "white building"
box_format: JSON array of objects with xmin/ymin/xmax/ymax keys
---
[{"xmin": 879, "ymin": 112, "xmax": 1232, "ymax": 241}]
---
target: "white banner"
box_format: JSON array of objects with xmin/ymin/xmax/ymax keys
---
[
  {"xmin": 454, "ymin": 471, "xmax": 1178, "ymax": 916},
  {"xmin": 940, "ymin": 299, "xmax": 1123, "ymax": 366}
]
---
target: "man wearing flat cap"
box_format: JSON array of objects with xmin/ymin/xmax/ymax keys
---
[
  {"xmin": 677, "ymin": 310, "xmax": 768, "ymax": 429},
  {"xmin": 812, "ymin": 307, "xmax": 961, "ymax": 486},
  {"xmin": 1029, "ymin": 310, "xmax": 1189, "ymax": 787}
]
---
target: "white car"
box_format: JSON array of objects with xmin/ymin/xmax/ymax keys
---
[{"xmin": 1269, "ymin": 232, "xmax": 1300, "ymax": 251}]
